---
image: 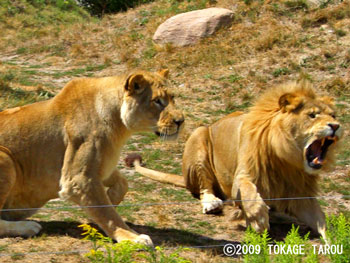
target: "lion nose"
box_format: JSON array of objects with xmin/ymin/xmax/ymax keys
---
[{"xmin": 328, "ymin": 123, "xmax": 339, "ymax": 132}]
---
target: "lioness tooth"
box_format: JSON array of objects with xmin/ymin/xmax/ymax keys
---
[{"xmin": 321, "ymin": 138, "xmax": 325, "ymax": 146}]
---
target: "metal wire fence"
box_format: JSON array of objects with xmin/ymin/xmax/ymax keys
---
[{"xmin": 0, "ymin": 194, "xmax": 349, "ymax": 258}]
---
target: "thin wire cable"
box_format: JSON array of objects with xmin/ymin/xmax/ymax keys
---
[
  {"xmin": 0, "ymin": 244, "xmax": 233, "ymax": 257},
  {"xmin": 0, "ymin": 195, "xmax": 349, "ymax": 212},
  {"xmin": 0, "ymin": 250, "xmax": 89, "ymax": 257}
]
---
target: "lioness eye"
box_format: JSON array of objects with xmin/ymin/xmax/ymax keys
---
[
  {"xmin": 154, "ymin": 98, "xmax": 164, "ymax": 107},
  {"xmin": 331, "ymin": 114, "xmax": 336, "ymax": 119},
  {"xmin": 309, "ymin": 113, "xmax": 316, "ymax": 119}
]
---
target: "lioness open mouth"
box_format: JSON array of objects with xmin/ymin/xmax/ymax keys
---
[{"xmin": 306, "ymin": 136, "xmax": 337, "ymax": 169}]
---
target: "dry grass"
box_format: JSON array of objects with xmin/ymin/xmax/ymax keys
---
[{"xmin": 0, "ymin": 0, "xmax": 350, "ymax": 262}]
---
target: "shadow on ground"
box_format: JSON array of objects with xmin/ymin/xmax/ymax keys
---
[{"xmin": 36, "ymin": 216, "xmax": 321, "ymax": 256}]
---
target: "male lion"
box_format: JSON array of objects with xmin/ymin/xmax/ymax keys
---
[
  {"xmin": 0, "ymin": 69, "xmax": 184, "ymax": 246},
  {"xmin": 127, "ymin": 81, "xmax": 342, "ymax": 241}
]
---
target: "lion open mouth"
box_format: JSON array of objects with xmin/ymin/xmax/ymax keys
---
[{"xmin": 306, "ymin": 136, "xmax": 337, "ymax": 169}]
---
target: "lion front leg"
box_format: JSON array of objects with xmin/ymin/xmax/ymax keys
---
[
  {"xmin": 293, "ymin": 199, "xmax": 327, "ymax": 242},
  {"xmin": 232, "ymin": 178, "xmax": 269, "ymax": 233}
]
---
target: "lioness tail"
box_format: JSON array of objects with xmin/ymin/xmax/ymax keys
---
[{"xmin": 125, "ymin": 153, "xmax": 186, "ymax": 188}]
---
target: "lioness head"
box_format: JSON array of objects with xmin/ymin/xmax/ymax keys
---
[
  {"xmin": 276, "ymin": 82, "xmax": 343, "ymax": 174},
  {"xmin": 121, "ymin": 69, "xmax": 184, "ymax": 140}
]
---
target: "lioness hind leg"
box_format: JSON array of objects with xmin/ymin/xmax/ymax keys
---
[
  {"xmin": 0, "ymin": 149, "xmax": 42, "ymax": 237},
  {"xmin": 103, "ymin": 169, "xmax": 128, "ymax": 205},
  {"xmin": 183, "ymin": 127, "xmax": 223, "ymax": 214}
]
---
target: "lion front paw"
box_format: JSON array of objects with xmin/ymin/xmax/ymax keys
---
[{"xmin": 245, "ymin": 201, "xmax": 269, "ymax": 233}]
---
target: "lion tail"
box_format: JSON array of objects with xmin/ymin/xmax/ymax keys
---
[{"xmin": 124, "ymin": 153, "xmax": 186, "ymax": 188}]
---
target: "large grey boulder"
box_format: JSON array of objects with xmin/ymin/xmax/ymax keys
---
[{"xmin": 153, "ymin": 8, "xmax": 234, "ymax": 47}]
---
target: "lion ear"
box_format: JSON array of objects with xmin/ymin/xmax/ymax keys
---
[
  {"xmin": 157, "ymin": 69, "xmax": 169, "ymax": 78},
  {"xmin": 319, "ymin": 96, "xmax": 335, "ymax": 106},
  {"xmin": 279, "ymin": 93, "xmax": 303, "ymax": 113},
  {"xmin": 125, "ymin": 74, "xmax": 147, "ymax": 95}
]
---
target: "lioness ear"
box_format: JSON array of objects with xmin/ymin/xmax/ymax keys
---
[
  {"xmin": 157, "ymin": 69, "xmax": 169, "ymax": 78},
  {"xmin": 125, "ymin": 74, "xmax": 147, "ymax": 95},
  {"xmin": 319, "ymin": 96, "xmax": 335, "ymax": 106},
  {"xmin": 279, "ymin": 93, "xmax": 303, "ymax": 113}
]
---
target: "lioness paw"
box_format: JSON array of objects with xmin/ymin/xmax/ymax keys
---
[
  {"xmin": 11, "ymin": 221, "xmax": 42, "ymax": 237},
  {"xmin": 202, "ymin": 197, "xmax": 223, "ymax": 214},
  {"xmin": 134, "ymin": 234, "xmax": 154, "ymax": 246}
]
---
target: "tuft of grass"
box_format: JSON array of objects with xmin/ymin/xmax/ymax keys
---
[{"xmin": 272, "ymin": 67, "xmax": 291, "ymax": 77}]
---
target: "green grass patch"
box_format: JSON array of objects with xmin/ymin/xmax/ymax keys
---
[
  {"xmin": 0, "ymin": 79, "xmax": 54, "ymax": 110},
  {"xmin": 242, "ymin": 215, "xmax": 350, "ymax": 262},
  {"xmin": 0, "ymin": 0, "xmax": 90, "ymax": 26}
]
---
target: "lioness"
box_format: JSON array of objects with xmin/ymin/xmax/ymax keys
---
[
  {"xmin": 127, "ymin": 81, "xmax": 342, "ymax": 241},
  {"xmin": 0, "ymin": 69, "xmax": 184, "ymax": 246}
]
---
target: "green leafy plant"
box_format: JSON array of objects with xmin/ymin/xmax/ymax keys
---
[
  {"xmin": 243, "ymin": 228, "xmax": 271, "ymax": 263},
  {"xmin": 326, "ymin": 213, "xmax": 350, "ymax": 263},
  {"xmin": 273, "ymin": 225, "xmax": 316, "ymax": 263},
  {"xmin": 79, "ymin": 224, "xmax": 192, "ymax": 263}
]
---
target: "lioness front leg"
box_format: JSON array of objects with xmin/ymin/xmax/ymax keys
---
[
  {"xmin": 232, "ymin": 179, "xmax": 269, "ymax": 233},
  {"xmin": 103, "ymin": 169, "xmax": 128, "ymax": 206},
  {"xmin": 293, "ymin": 199, "xmax": 327, "ymax": 242},
  {"xmin": 59, "ymin": 140, "xmax": 152, "ymax": 246}
]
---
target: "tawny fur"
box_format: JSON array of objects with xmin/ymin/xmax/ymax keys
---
[
  {"xmin": 0, "ymin": 69, "xmax": 184, "ymax": 246},
  {"xmin": 130, "ymin": 81, "xmax": 343, "ymax": 241}
]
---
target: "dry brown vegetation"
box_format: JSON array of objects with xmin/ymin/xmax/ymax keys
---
[{"xmin": 0, "ymin": 0, "xmax": 350, "ymax": 262}]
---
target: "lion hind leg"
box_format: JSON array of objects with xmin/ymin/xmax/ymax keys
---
[
  {"xmin": 186, "ymin": 163, "xmax": 223, "ymax": 214},
  {"xmin": 201, "ymin": 190, "xmax": 224, "ymax": 214},
  {"xmin": 0, "ymin": 149, "xmax": 42, "ymax": 237}
]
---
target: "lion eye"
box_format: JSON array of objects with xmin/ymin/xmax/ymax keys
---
[
  {"xmin": 331, "ymin": 114, "xmax": 336, "ymax": 119},
  {"xmin": 309, "ymin": 113, "xmax": 316, "ymax": 119}
]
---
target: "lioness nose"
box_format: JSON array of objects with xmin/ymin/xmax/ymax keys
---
[
  {"xmin": 328, "ymin": 123, "xmax": 339, "ymax": 132},
  {"xmin": 174, "ymin": 118, "xmax": 184, "ymax": 127}
]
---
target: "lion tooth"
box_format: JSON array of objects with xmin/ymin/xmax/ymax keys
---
[
  {"xmin": 321, "ymin": 138, "xmax": 325, "ymax": 146},
  {"xmin": 313, "ymin": 157, "xmax": 321, "ymax": 164}
]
